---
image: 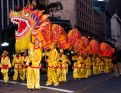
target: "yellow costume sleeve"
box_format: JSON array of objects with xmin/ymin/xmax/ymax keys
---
[
  {"xmin": 78, "ymin": 56, "xmax": 82, "ymax": 62},
  {"xmin": 66, "ymin": 58, "xmax": 71, "ymax": 65},
  {"xmin": 53, "ymin": 49, "xmax": 58, "ymax": 61},
  {"xmin": 61, "ymin": 55, "xmax": 65, "ymax": 63},
  {"xmin": 72, "ymin": 56, "xmax": 76, "ymax": 60},
  {"xmin": 32, "ymin": 49, "xmax": 43, "ymax": 63},
  {"xmin": 29, "ymin": 42, "xmax": 43, "ymax": 64},
  {"xmin": 21, "ymin": 56, "xmax": 23, "ymax": 65}
]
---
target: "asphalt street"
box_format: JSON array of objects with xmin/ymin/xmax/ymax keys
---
[{"xmin": 0, "ymin": 72, "xmax": 121, "ymax": 93}]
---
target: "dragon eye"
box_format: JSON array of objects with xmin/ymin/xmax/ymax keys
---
[{"xmin": 24, "ymin": 12, "xmax": 29, "ymax": 16}]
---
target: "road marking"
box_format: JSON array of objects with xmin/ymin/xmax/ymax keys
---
[{"xmin": 0, "ymin": 80, "xmax": 74, "ymax": 93}]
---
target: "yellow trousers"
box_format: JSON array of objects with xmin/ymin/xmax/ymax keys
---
[
  {"xmin": 93, "ymin": 66, "xmax": 99, "ymax": 75},
  {"xmin": 57, "ymin": 68, "xmax": 66, "ymax": 82},
  {"xmin": 73, "ymin": 68, "xmax": 79, "ymax": 79},
  {"xmin": 22, "ymin": 68, "xmax": 27, "ymax": 81},
  {"xmin": 104, "ymin": 66, "xmax": 110, "ymax": 73},
  {"xmin": 13, "ymin": 69, "xmax": 23, "ymax": 81},
  {"xmin": 84, "ymin": 69, "xmax": 91, "ymax": 78},
  {"xmin": 61, "ymin": 69, "xmax": 67, "ymax": 82},
  {"xmin": 1, "ymin": 69, "xmax": 9, "ymax": 83},
  {"xmin": 56, "ymin": 68, "xmax": 61, "ymax": 82},
  {"xmin": 27, "ymin": 67, "xmax": 40, "ymax": 89},
  {"xmin": 46, "ymin": 68, "xmax": 59, "ymax": 85},
  {"xmin": 79, "ymin": 68, "xmax": 85, "ymax": 78}
]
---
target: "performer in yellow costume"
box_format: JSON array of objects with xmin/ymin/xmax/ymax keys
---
[
  {"xmin": 21, "ymin": 51, "xmax": 29, "ymax": 81},
  {"xmin": 92, "ymin": 55, "xmax": 99, "ymax": 75},
  {"xmin": 65, "ymin": 56, "xmax": 71, "ymax": 74},
  {"xmin": 78, "ymin": 54, "xmax": 85, "ymax": 79},
  {"xmin": 72, "ymin": 53, "xmax": 81, "ymax": 80},
  {"xmin": 57, "ymin": 49, "xmax": 67, "ymax": 83},
  {"xmin": 0, "ymin": 50, "xmax": 11, "ymax": 83},
  {"xmin": 12, "ymin": 51, "xmax": 23, "ymax": 81},
  {"xmin": 96, "ymin": 55, "xmax": 102, "ymax": 74},
  {"xmin": 56, "ymin": 59, "xmax": 61, "ymax": 82},
  {"xmin": 108, "ymin": 56, "xmax": 113, "ymax": 72},
  {"xmin": 99, "ymin": 56, "xmax": 104, "ymax": 73},
  {"xmin": 104, "ymin": 56, "xmax": 110, "ymax": 73},
  {"xmin": 84, "ymin": 55, "xmax": 91, "ymax": 78},
  {"xmin": 26, "ymin": 39, "xmax": 43, "ymax": 91},
  {"xmin": 46, "ymin": 44, "xmax": 59, "ymax": 86}
]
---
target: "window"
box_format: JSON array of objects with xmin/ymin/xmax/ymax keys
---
[
  {"xmin": 77, "ymin": 9, "xmax": 79, "ymax": 16},
  {"xmin": 80, "ymin": 1, "xmax": 81, "ymax": 7},
  {"xmin": 82, "ymin": 3, "xmax": 83, "ymax": 9},
  {"xmin": 80, "ymin": 11, "xmax": 82, "ymax": 17},
  {"xmin": 84, "ymin": 4, "xmax": 85, "ymax": 10},
  {"xmin": 86, "ymin": 6, "xmax": 87, "ymax": 12}
]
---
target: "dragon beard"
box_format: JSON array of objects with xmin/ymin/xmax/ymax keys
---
[
  {"xmin": 10, "ymin": 17, "xmax": 31, "ymax": 51},
  {"xmin": 15, "ymin": 31, "xmax": 31, "ymax": 51}
]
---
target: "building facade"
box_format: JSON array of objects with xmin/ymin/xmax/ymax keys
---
[
  {"xmin": 93, "ymin": 0, "xmax": 111, "ymax": 43},
  {"xmin": 76, "ymin": 0, "xmax": 103, "ymax": 42},
  {"xmin": 76, "ymin": 0, "xmax": 93, "ymax": 36},
  {"xmin": 47, "ymin": 0, "xmax": 76, "ymax": 28},
  {"xmin": 100, "ymin": 11, "xmax": 111, "ymax": 42},
  {"xmin": 93, "ymin": 10, "xmax": 102, "ymax": 42},
  {"xmin": 111, "ymin": 14, "xmax": 121, "ymax": 48},
  {"xmin": 0, "ymin": 0, "xmax": 30, "ymax": 30}
]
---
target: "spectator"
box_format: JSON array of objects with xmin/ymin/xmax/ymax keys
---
[{"xmin": 112, "ymin": 48, "xmax": 121, "ymax": 76}]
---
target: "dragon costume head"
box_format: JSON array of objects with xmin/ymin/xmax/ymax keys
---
[
  {"xmin": 10, "ymin": 1, "xmax": 70, "ymax": 51},
  {"xmin": 10, "ymin": 2, "xmax": 50, "ymax": 51}
]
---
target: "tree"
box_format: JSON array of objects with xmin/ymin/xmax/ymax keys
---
[{"xmin": 46, "ymin": 1, "xmax": 63, "ymax": 17}]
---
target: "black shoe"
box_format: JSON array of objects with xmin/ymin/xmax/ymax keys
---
[
  {"xmin": 62, "ymin": 81, "xmax": 67, "ymax": 83},
  {"xmin": 27, "ymin": 89, "xmax": 33, "ymax": 91},
  {"xmin": 35, "ymin": 88, "xmax": 40, "ymax": 90}
]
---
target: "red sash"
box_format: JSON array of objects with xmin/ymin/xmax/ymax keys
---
[{"xmin": 2, "ymin": 64, "xmax": 8, "ymax": 69}]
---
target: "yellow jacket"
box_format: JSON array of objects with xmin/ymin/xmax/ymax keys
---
[
  {"xmin": 22, "ymin": 56, "xmax": 29, "ymax": 64},
  {"xmin": 47, "ymin": 48, "xmax": 58, "ymax": 67},
  {"xmin": 58, "ymin": 54, "xmax": 67, "ymax": 68},
  {"xmin": 12, "ymin": 55, "xmax": 22, "ymax": 69},
  {"xmin": 28, "ymin": 43, "xmax": 43, "ymax": 67},
  {"xmin": 1, "ymin": 56, "xmax": 11, "ymax": 69}
]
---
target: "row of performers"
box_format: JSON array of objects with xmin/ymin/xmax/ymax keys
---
[{"xmin": 0, "ymin": 41, "xmax": 113, "ymax": 91}]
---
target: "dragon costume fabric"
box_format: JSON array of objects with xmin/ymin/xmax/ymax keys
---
[{"xmin": 9, "ymin": 2, "xmax": 114, "ymax": 57}]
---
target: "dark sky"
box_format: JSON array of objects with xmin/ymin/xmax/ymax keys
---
[{"xmin": 109, "ymin": 0, "xmax": 121, "ymax": 18}]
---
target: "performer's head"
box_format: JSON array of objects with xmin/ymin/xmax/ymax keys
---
[
  {"xmin": 60, "ymin": 49, "xmax": 64, "ymax": 54},
  {"xmin": 34, "ymin": 39, "xmax": 39, "ymax": 46},
  {"xmin": 23, "ymin": 51, "xmax": 28, "ymax": 56},
  {"xmin": 60, "ymin": 49, "xmax": 63, "ymax": 53},
  {"xmin": 34, "ymin": 38, "xmax": 42, "ymax": 48},
  {"xmin": 2, "ymin": 50, "xmax": 8, "ymax": 57},
  {"xmin": 16, "ymin": 51, "xmax": 20, "ymax": 56}
]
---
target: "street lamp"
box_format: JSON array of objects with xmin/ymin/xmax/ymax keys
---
[{"xmin": 1, "ymin": 42, "xmax": 9, "ymax": 47}]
